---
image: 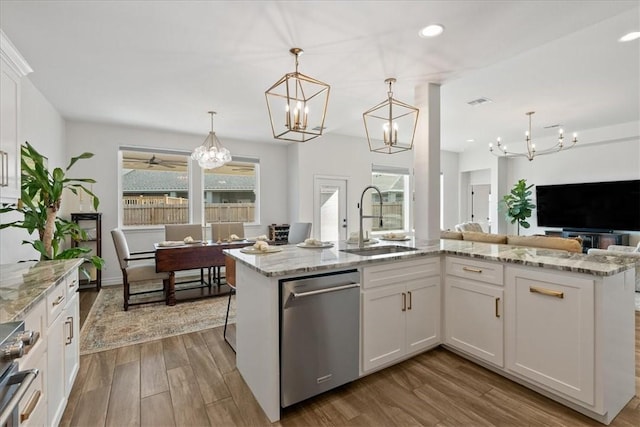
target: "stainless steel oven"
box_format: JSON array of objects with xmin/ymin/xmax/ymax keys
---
[{"xmin": 0, "ymin": 321, "xmax": 39, "ymax": 427}]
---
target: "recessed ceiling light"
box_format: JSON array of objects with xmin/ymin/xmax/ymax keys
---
[
  {"xmin": 419, "ymin": 24, "xmax": 444, "ymax": 38},
  {"xmin": 619, "ymin": 31, "xmax": 640, "ymax": 42},
  {"xmin": 466, "ymin": 139, "xmax": 475, "ymax": 143}
]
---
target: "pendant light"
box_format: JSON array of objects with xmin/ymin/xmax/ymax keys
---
[
  {"xmin": 489, "ymin": 111, "xmax": 578, "ymax": 161},
  {"xmin": 265, "ymin": 48, "xmax": 330, "ymax": 142},
  {"xmin": 363, "ymin": 78, "xmax": 419, "ymax": 154},
  {"xmin": 191, "ymin": 111, "xmax": 231, "ymax": 169}
]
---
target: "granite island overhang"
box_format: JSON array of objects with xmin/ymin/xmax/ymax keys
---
[{"xmin": 224, "ymin": 238, "xmax": 636, "ymax": 424}]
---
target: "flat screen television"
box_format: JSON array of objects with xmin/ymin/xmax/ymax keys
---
[{"xmin": 535, "ymin": 179, "xmax": 640, "ymax": 232}]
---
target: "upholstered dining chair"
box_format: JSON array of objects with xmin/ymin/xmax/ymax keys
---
[
  {"xmin": 164, "ymin": 224, "xmax": 210, "ymax": 289},
  {"xmin": 111, "ymin": 228, "xmax": 170, "ymax": 311},
  {"xmin": 454, "ymin": 222, "xmax": 484, "ymax": 232},
  {"xmin": 210, "ymin": 222, "xmax": 245, "ymax": 241},
  {"xmin": 287, "ymin": 222, "xmax": 312, "ymax": 244}
]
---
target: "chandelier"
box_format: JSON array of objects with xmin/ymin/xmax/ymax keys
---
[
  {"xmin": 191, "ymin": 111, "xmax": 231, "ymax": 169},
  {"xmin": 489, "ymin": 111, "xmax": 578, "ymax": 161},
  {"xmin": 363, "ymin": 78, "xmax": 419, "ymax": 154},
  {"xmin": 265, "ymin": 48, "xmax": 330, "ymax": 142}
]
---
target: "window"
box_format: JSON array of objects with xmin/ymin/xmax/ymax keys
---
[
  {"xmin": 120, "ymin": 148, "xmax": 191, "ymax": 226},
  {"xmin": 203, "ymin": 157, "xmax": 259, "ymax": 224},
  {"xmin": 371, "ymin": 165, "xmax": 410, "ymax": 232}
]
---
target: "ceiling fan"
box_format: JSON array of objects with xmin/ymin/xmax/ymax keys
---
[{"xmin": 123, "ymin": 154, "xmax": 186, "ymax": 168}]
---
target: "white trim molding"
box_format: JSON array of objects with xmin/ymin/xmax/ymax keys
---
[{"xmin": 1, "ymin": 29, "xmax": 33, "ymax": 76}]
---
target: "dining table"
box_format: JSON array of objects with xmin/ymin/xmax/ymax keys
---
[{"xmin": 154, "ymin": 239, "xmax": 255, "ymax": 305}]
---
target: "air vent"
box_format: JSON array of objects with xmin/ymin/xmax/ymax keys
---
[
  {"xmin": 544, "ymin": 124, "xmax": 561, "ymax": 129},
  {"xmin": 467, "ymin": 97, "xmax": 492, "ymax": 106},
  {"xmin": 312, "ymin": 126, "xmax": 326, "ymax": 131}
]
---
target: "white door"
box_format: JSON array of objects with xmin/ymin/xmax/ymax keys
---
[
  {"xmin": 469, "ymin": 184, "xmax": 491, "ymax": 232},
  {"xmin": 314, "ymin": 177, "xmax": 347, "ymax": 241}
]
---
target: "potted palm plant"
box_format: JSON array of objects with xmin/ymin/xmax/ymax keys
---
[
  {"xmin": 0, "ymin": 142, "xmax": 104, "ymax": 273},
  {"xmin": 502, "ymin": 179, "xmax": 536, "ymax": 236}
]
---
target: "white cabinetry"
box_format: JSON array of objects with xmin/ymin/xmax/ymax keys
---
[
  {"xmin": 361, "ymin": 257, "xmax": 440, "ymax": 373},
  {"xmin": 19, "ymin": 299, "xmax": 47, "ymax": 427},
  {"xmin": 444, "ymin": 257, "xmax": 504, "ymax": 367},
  {"xmin": 0, "ymin": 30, "xmax": 32, "ymax": 203},
  {"xmin": 505, "ymin": 266, "xmax": 595, "ymax": 404},
  {"xmin": 47, "ymin": 270, "xmax": 80, "ymax": 427}
]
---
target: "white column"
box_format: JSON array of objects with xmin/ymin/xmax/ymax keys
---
[{"xmin": 414, "ymin": 83, "xmax": 441, "ymax": 240}]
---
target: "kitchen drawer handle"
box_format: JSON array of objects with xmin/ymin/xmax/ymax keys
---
[
  {"xmin": 495, "ymin": 297, "xmax": 500, "ymax": 318},
  {"xmin": 292, "ymin": 283, "xmax": 360, "ymax": 298},
  {"xmin": 407, "ymin": 291, "xmax": 412, "ymax": 310},
  {"xmin": 1, "ymin": 150, "xmax": 7, "ymax": 187},
  {"xmin": 401, "ymin": 292, "xmax": 406, "ymax": 311},
  {"xmin": 0, "ymin": 369, "xmax": 38, "ymax": 426},
  {"xmin": 529, "ymin": 286, "xmax": 564, "ymax": 299},
  {"xmin": 462, "ymin": 266, "xmax": 483, "ymax": 273},
  {"xmin": 52, "ymin": 295, "xmax": 65, "ymax": 307},
  {"xmin": 69, "ymin": 278, "xmax": 78, "ymax": 288},
  {"xmin": 65, "ymin": 316, "xmax": 74, "ymax": 344},
  {"xmin": 20, "ymin": 390, "xmax": 41, "ymax": 422}
]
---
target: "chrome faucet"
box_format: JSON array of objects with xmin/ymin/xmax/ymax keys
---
[{"xmin": 358, "ymin": 185, "xmax": 383, "ymax": 248}]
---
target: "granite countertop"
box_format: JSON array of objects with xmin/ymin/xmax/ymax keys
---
[
  {"xmin": 224, "ymin": 238, "xmax": 636, "ymax": 278},
  {"xmin": 0, "ymin": 259, "xmax": 83, "ymax": 322}
]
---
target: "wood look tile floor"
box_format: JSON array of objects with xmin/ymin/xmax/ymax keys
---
[{"xmin": 64, "ymin": 290, "xmax": 640, "ymax": 427}]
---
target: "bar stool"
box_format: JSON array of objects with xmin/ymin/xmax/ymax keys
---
[{"xmin": 223, "ymin": 255, "xmax": 237, "ymax": 352}]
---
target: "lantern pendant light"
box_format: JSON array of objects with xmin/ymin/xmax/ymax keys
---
[
  {"xmin": 265, "ymin": 48, "xmax": 330, "ymax": 142},
  {"xmin": 363, "ymin": 78, "xmax": 419, "ymax": 154}
]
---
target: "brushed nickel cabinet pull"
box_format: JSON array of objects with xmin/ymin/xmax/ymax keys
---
[
  {"xmin": 407, "ymin": 291, "xmax": 412, "ymax": 310},
  {"xmin": 530, "ymin": 286, "xmax": 564, "ymax": 299},
  {"xmin": 495, "ymin": 297, "xmax": 500, "ymax": 318},
  {"xmin": 1, "ymin": 151, "xmax": 7, "ymax": 187},
  {"xmin": 462, "ymin": 266, "xmax": 483, "ymax": 273},
  {"xmin": 401, "ymin": 292, "xmax": 406, "ymax": 312},
  {"xmin": 52, "ymin": 295, "xmax": 65, "ymax": 307},
  {"xmin": 65, "ymin": 316, "xmax": 74, "ymax": 344},
  {"xmin": 20, "ymin": 390, "xmax": 41, "ymax": 422}
]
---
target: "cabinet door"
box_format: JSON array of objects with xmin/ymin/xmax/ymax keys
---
[
  {"xmin": 0, "ymin": 57, "xmax": 21, "ymax": 202},
  {"xmin": 445, "ymin": 276, "xmax": 504, "ymax": 367},
  {"xmin": 505, "ymin": 267, "xmax": 594, "ymax": 405},
  {"xmin": 64, "ymin": 293, "xmax": 80, "ymax": 396},
  {"xmin": 47, "ymin": 314, "xmax": 66, "ymax": 427},
  {"xmin": 361, "ymin": 284, "xmax": 406, "ymax": 372},
  {"xmin": 405, "ymin": 276, "xmax": 440, "ymax": 355}
]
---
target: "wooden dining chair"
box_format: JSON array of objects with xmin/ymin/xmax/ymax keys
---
[
  {"xmin": 111, "ymin": 228, "xmax": 171, "ymax": 311},
  {"xmin": 223, "ymin": 255, "xmax": 237, "ymax": 352},
  {"xmin": 164, "ymin": 224, "xmax": 211, "ymax": 289}
]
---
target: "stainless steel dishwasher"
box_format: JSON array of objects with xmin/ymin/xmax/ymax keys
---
[{"xmin": 280, "ymin": 269, "xmax": 360, "ymax": 408}]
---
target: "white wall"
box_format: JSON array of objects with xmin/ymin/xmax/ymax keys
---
[
  {"xmin": 0, "ymin": 78, "xmax": 66, "ymax": 264},
  {"xmin": 64, "ymin": 121, "xmax": 289, "ymax": 285},
  {"xmin": 459, "ymin": 121, "xmax": 640, "ymax": 244},
  {"xmin": 291, "ymin": 134, "xmax": 414, "ymax": 238},
  {"xmin": 440, "ymin": 150, "xmax": 459, "ymax": 231}
]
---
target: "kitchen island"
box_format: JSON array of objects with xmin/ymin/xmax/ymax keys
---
[
  {"xmin": 224, "ymin": 239, "xmax": 636, "ymax": 424},
  {"xmin": 0, "ymin": 259, "xmax": 83, "ymax": 426}
]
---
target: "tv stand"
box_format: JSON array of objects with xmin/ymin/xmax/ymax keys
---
[{"xmin": 545, "ymin": 229, "xmax": 629, "ymax": 253}]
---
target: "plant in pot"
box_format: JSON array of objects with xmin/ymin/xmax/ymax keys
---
[
  {"xmin": 0, "ymin": 142, "xmax": 105, "ymax": 276},
  {"xmin": 501, "ymin": 178, "xmax": 536, "ymax": 236}
]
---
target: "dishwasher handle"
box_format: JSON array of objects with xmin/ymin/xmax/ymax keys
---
[{"xmin": 292, "ymin": 283, "xmax": 360, "ymax": 299}]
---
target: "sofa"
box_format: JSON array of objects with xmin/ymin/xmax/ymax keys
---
[
  {"xmin": 441, "ymin": 230, "xmax": 584, "ymax": 253},
  {"xmin": 587, "ymin": 244, "xmax": 640, "ymax": 291}
]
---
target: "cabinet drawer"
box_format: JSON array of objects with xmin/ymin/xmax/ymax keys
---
[
  {"xmin": 46, "ymin": 282, "xmax": 66, "ymax": 327},
  {"xmin": 19, "ymin": 299, "xmax": 46, "ymax": 360},
  {"xmin": 18, "ymin": 348, "xmax": 46, "ymax": 427},
  {"xmin": 446, "ymin": 256, "xmax": 503, "ymax": 286},
  {"xmin": 363, "ymin": 257, "xmax": 440, "ymax": 290},
  {"xmin": 65, "ymin": 269, "xmax": 79, "ymax": 304}
]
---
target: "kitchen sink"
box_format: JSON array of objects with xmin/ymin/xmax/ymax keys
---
[{"xmin": 340, "ymin": 245, "xmax": 419, "ymax": 256}]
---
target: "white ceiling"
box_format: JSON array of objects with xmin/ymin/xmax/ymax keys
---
[{"xmin": 1, "ymin": 0, "xmax": 638, "ymax": 153}]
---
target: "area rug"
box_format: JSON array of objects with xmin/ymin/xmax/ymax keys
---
[{"xmin": 80, "ymin": 286, "xmax": 234, "ymax": 355}]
